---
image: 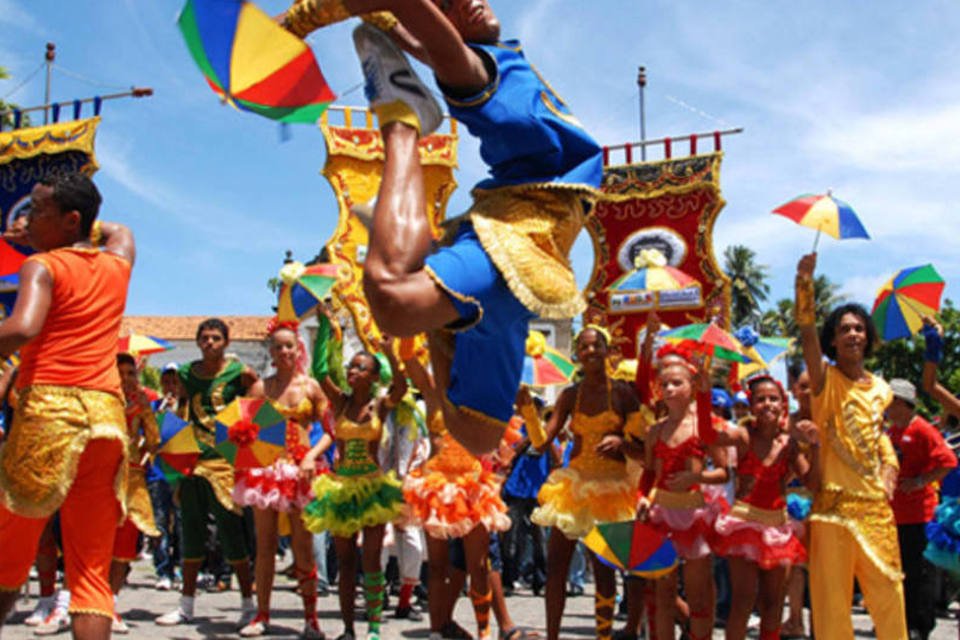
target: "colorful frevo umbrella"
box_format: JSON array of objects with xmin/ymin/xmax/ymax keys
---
[
  {"xmin": 178, "ymin": 0, "xmax": 337, "ymax": 123},
  {"xmin": 871, "ymin": 264, "xmax": 946, "ymax": 341},
  {"xmin": 583, "ymin": 520, "xmax": 678, "ymax": 578},
  {"xmin": 522, "ymin": 330, "xmax": 577, "ymax": 387},
  {"xmin": 215, "ymin": 397, "xmax": 288, "ymax": 469},
  {"xmin": 660, "ymin": 323, "xmax": 760, "ymax": 364},
  {"xmin": 772, "ymin": 191, "xmax": 870, "ymax": 251},
  {"xmin": 277, "ymin": 262, "xmax": 342, "ymax": 322},
  {"xmin": 156, "ymin": 411, "xmax": 201, "ymax": 486},
  {"xmin": 117, "ymin": 334, "xmax": 174, "ymax": 357},
  {"xmin": 606, "ymin": 249, "xmax": 702, "ymax": 312}
]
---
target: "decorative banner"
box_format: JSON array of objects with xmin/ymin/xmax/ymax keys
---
[
  {"xmin": 319, "ymin": 108, "xmax": 458, "ymax": 350},
  {"xmin": 0, "ymin": 117, "xmax": 101, "ymax": 317},
  {"xmin": 584, "ymin": 152, "xmax": 730, "ymax": 359}
]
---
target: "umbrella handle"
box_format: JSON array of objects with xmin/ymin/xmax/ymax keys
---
[{"xmin": 812, "ymin": 226, "xmax": 822, "ymax": 253}]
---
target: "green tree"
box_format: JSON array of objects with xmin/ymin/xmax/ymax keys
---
[
  {"xmin": 0, "ymin": 66, "xmax": 31, "ymax": 130},
  {"xmin": 724, "ymin": 245, "xmax": 770, "ymax": 328}
]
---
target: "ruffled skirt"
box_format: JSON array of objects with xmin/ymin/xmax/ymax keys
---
[
  {"xmin": 532, "ymin": 466, "xmax": 636, "ymax": 540},
  {"xmin": 713, "ymin": 501, "xmax": 807, "ymax": 569},
  {"xmin": 648, "ymin": 485, "xmax": 728, "ymax": 560},
  {"xmin": 403, "ymin": 466, "xmax": 510, "ymax": 539},
  {"xmin": 301, "ymin": 470, "xmax": 405, "ymax": 538},
  {"xmin": 233, "ymin": 461, "xmax": 322, "ymax": 513},
  {"xmin": 925, "ymin": 497, "xmax": 960, "ymax": 574}
]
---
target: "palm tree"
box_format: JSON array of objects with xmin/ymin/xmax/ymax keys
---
[
  {"xmin": 1, "ymin": 66, "xmax": 31, "ymax": 130},
  {"xmin": 724, "ymin": 245, "xmax": 770, "ymax": 328}
]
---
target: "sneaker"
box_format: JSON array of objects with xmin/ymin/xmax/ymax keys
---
[
  {"xmin": 155, "ymin": 576, "xmax": 173, "ymax": 591},
  {"xmin": 237, "ymin": 603, "xmax": 258, "ymax": 630},
  {"xmin": 33, "ymin": 608, "xmax": 69, "ymax": 636},
  {"xmin": 353, "ymin": 24, "xmax": 443, "ymax": 136},
  {"xmin": 393, "ymin": 606, "xmax": 423, "ymax": 622},
  {"xmin": 112, "ymin": 615, "xmax": 130, "ymax": 635},
  {"xmin": 156, "ymin": 607, "xmax": 192, "ymax": 626},
  {"xmin": 239, "ymin": 613, "xmax": 269, "ymax": 637},
  {"xmin": 25, "ymin": 598, "xmax": 54, "ymax": 626}
]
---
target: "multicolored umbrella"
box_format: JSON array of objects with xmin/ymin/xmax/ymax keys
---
[
  {"xmin": 606, "ymin": 249, "xmax": 702, "ymax": 312},
  {"xmin": 660, "ymin": 323, "xmax": 759, "ymax": 364},
  {"xmin": 583, "ymin": 520, "xmax": 678, "ymax": 578},
  {"xmin": 214, "ymin": 397, "xmax": 288, "ymax": 468},
  {"xmin": 117, "ymin": 334, "xmax": 174, "ymax": 357},
  {"xmin": 522, "ymin": 330, "xmax": 577, "ymax": 387},
  {"xmin": 156, "ymin": 411, "xmax": 201, "ymax": 485},
  {"xmin": 871, "ymin": 264, "xmax": 946, "ymax": 341},
  {"xmin": 178, "ymin": 0, "xmax": 337, "ymax": 123},
  {"xmin": 277, "ymin": 262, "xmax": 342, "ymax": 322},
  {"xmin": 772, "ymin": 192, "xmax": 870, "ymax": 251},
  {"xmin": 733, "ymin": 327, "xmax": 793, "ymax": 366}
]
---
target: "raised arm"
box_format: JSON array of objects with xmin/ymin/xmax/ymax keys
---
[
  {"xmin": 796, "ymin": 253, "xmax": 826, "ymax": 394},
  {"xmin": 96, "ymin": 221, "xmax": 136, "ymax": 265},
  {"xmin": 0, "ymin": 260, "xmax": 52, "ymax": 358},
  {"xmin": 379, "ymin": 335, "xmax": 408, "ymax": 415},
  {"xmin": 921, "ymin": 319, "xmax": 960, "ymax": 418},
  {"xmin": 536, "ymin": 386, "xmax": 575, "ymax": 453},
  {"xmin": 311, "ymin": 307, "xmax": 347, "ymax": 412}
]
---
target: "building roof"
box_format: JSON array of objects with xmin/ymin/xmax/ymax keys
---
[{"xmin": 120, "ymin": 316, "xmax": 272, "ymax": 342}]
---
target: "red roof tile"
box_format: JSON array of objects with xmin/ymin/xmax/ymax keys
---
[{"xmin": 120, "ymin": 316, "xmax": 272, "ymax": 342}]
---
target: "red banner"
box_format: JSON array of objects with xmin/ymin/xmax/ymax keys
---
[{"xmin": 584, "ymin": 152, "xmax": 730, "ymax": 359}]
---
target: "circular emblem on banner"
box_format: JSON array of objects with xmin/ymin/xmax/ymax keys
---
[{"xmin": 617, "ymin": 227, "xmax": 688, "ymax": 272}]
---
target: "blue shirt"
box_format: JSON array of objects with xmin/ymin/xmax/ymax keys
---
[
  {"xmin": 503, "ymin": 426, "xmax": 552, "ymax": 499},
  {"xmin": 443, "ymin": 40, "xmax": 603, "ymax": 191}
]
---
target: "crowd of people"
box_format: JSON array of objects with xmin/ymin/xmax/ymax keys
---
[{"xmin": 1, "ymin": 2, "xmax": 960, "ymax": 640}]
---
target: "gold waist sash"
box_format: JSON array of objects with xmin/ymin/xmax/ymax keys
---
[
  {"xmin": 651, "ymin": 488, "xmax": 705, "ymax": 509},
  {"xmin": 729, "ymin": 500, "xmax": 788, "ymax": 526}
]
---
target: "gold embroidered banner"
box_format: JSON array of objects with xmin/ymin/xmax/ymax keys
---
[
  {"xmin": 584, "ymin": 153, "xmax": 731, "ymax": 358},
  {"xmin": 319, "ymin": 109, "xmax": 458, "ymax": 350}
]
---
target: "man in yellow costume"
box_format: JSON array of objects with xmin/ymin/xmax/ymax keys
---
[{"xmin": 794, "ymin": 253, "xmax": 907, "ymax": 639}]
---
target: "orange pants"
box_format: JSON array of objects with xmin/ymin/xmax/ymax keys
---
[{"xmin": 0, "ymin": 439, "xmax": 122, "ymax": 619}]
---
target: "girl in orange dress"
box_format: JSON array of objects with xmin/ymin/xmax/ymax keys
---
[{"xmin": 234, "ymin": 320, "xmax": 333, "ymax": 639}]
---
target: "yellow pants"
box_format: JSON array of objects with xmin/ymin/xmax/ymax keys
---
[{"xmin": 809, "ymin": 521, "xmax": 907, "ymax": 640}]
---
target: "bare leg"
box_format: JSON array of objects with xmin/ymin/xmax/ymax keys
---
[
  {"xmin": 109, "ymin": 560, "xmax": 128, "ymax": 595},
  {"xmin": 253, "ymin": 508, "xmax": 279, "ymax": 615},
  {"xmin": 0, "ymin": 591, "xmax": 17, "ymax": 627},
  {"xmin": 757, "ymin": 566, "xmax": 788, "ymax": 638},
  {"xmin": 684, "ymin": 558, "xmax": 715, "ymax": 640},
  {"xmin": 289, "ymin": 510, "xmax": 319, "ymax": 623},
  {"xmin": 71, "ymin": 613, "xmax": 111, "ymax": 640},
  {"xmin": 181, "ymin": 559, "xmax": 201, "ymax": 597},
  {"xmin": 233, "ymin": 559, "xmax": 255, "ymax": 599},
  {"xmin": 335, "ymin": 534, "xmax": 359, "ymax": 635},
  {"xmin": 624, "ymin": 577, "xmax": 645, "ymax": 636},
  {"xmin": 654, "ymin": 571, "xmax": 679, "ymax": 640},
  {"xmin": 363, "ymin": 122, "xmax": 458, "ymax": 336},
  {"xmin": 361, "ymin": 524, "xmax": 386, "ymax": 635},
  {"xmin": 782, "ymin": 565, "xmax": 806, "ymax": 636},
  {"xmin": 545, "ymin": 531, "xmax": 576, "ymax": 640},
  {"xmin": 488, "ymin": 569, "xmax": 514, "ymax": 632},
  {"xmin": 725, "ymin": 558, "xmax": 758, "ymax": 640},
  {"xmin": 464, "ymin": 526, "xmax": 491, "ymax": 638},
  {"xmin": 591, "ymin": 555, "xmax": 617, "ymax": 640},
  {"xmin": 426, "ymin": 536, "xmax": 451, "ymax": 633}
]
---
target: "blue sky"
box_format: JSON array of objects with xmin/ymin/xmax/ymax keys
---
[{"xmin": 3, "ymin": 1, "xmax": 959, "ymax": 318}]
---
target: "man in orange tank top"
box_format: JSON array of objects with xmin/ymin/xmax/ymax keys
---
[{"xmin": 0, "ymin": 172, "xmax": 135, "ymax": 640}]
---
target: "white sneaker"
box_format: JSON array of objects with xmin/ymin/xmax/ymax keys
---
[
  {"xmin": 112, "ymin": 615, "xmax": 130, "ymax": 635},
  {"xmin": 236, "ymin": 604, "xmax": 257, "ymax": 630},
  {"xmin": 353, "ymin": 24, "xmax": 443, "ymax": 136},
  {"xmin": 25, "ymin": 598, "xmax": 54, "ymax": 626},
  {"xmin": 239, "ymin": 616, "xmax": 268, "ymax": 637},
  {"xmin": 156, "ymin": 607, "xmax": 192, "ymax": 626},
  {"xmin": 155, "ymin": 576, "xmax": 173, "ymax": 591},
  {"xmin": 33, "ymin": 608, "xmax": 69, "ymax": 636}
]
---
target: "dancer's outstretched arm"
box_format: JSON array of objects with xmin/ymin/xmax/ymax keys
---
[{"xmin": 796, "ymin": 253, "xmax": 826, "ymax": 395}]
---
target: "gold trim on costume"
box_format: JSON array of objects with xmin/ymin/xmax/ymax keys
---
[
  {"xmin": 0, "ymin": 385, "xmax": 128, "ymax": 520},
  {"xmin": 444, "ymin": 398, "xmax": 508, "ymax": 433},
  {"xmin": 729, "ymin": 500, "xmax": 788, "ymax": 526},
  {"xmin": 651, "ymin": 488, "xmax": 705, "ymax": 509},
  {"xmin": 795, "ymin": 273, "xmax": 816, "ymax": 327},
  {"xmin": 423, "ymin": 265, "xmax": 484, "ymax": 333},
  {"xmin": 193, "ymin": 459, "xmax": 240, "ymax": 514},
  {"xmin": 283, "ymin": 0, "xmax": 350, "ymax": 38}
]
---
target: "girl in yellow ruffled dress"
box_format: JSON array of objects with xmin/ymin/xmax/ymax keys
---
[
  {"xmin": 302, "ymin": 320, "xmax": 406, "ymax": 640},
  {"xmin": 400, "ymin": 343, "xmax": 511, "ymax": 640},
  {"xmin": 526, "ymin": 326, "xmax": 643, "ymax": 640}
]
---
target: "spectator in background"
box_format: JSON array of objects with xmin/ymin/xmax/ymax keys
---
[
  {"xmin": 149, "ymin": 362, "xmax": 186, "ymax": 591},
  {"xmin": 886, "ymin": 378, "xmax": 957, "ymax": 640}
]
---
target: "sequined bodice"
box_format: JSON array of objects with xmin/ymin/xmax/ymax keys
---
[
  {"xmin": 653, "ymin": 435, "xmax": 705, "ymax": 490},
  {"xmin": 334, "ymin": 410, "xmax": 382, "ymax": 476},
  {"xmin": 568, "ymin": 380, "xmax": 626, "ymax": 479},
  {"xmin": 276, "ymin": 395, "xmax": 314, "ymax": 453},
  {"xmin": 737, "ymin": 447, "xmax": 789, "ymax": 510}
]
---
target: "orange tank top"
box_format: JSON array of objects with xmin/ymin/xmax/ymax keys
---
[{"xmin": 17, "ymin": 248, "xmax": 131, "ymax": 395}]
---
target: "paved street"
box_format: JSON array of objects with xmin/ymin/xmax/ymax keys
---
[{"xmin": 3, "ymin": 558, "xmax": 957, "ymax": 638}]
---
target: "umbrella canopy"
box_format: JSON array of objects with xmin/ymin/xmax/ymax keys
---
[
  {"xmin": 660, "ymin": 323, "xmax": 759, "ymax": 364},
  {"xmin": 583, "ymin": 519, "xmax": 678, "ymax": 578},
  {"xmin": 215, "ymin": 397, "xmax": 288, "ymax": 468},
  {"xmin": 871, "ymin": 264, "xmax": 946, "ymax": 341},
  {"xmin": 772, "ymin": 192, "xmax": 870, "ymax": 245},
  {"xmin": 118, "ymin": 334, "xmax": 174, "ymax": 357},
  {"xmin": 277, "ymin": 262, "xmax": 341, "ymax": 322},
  {"xmin": 156, "ymin": 411, "xmax": 201, "ymax": 486},
  {"xmin": 606, "ymin": 249, "xmax": 702, "ymax": 313},
  {"xmin": 178, "ymin": 0, "xmax": 336, "ymax": 123},
  {"xmin": 733, "ymin": 326, "xmax": 793, "ymax": 366},
  {"xmin": 521, "ymin": 330, "xmax": 577, "ymax": 387}
]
